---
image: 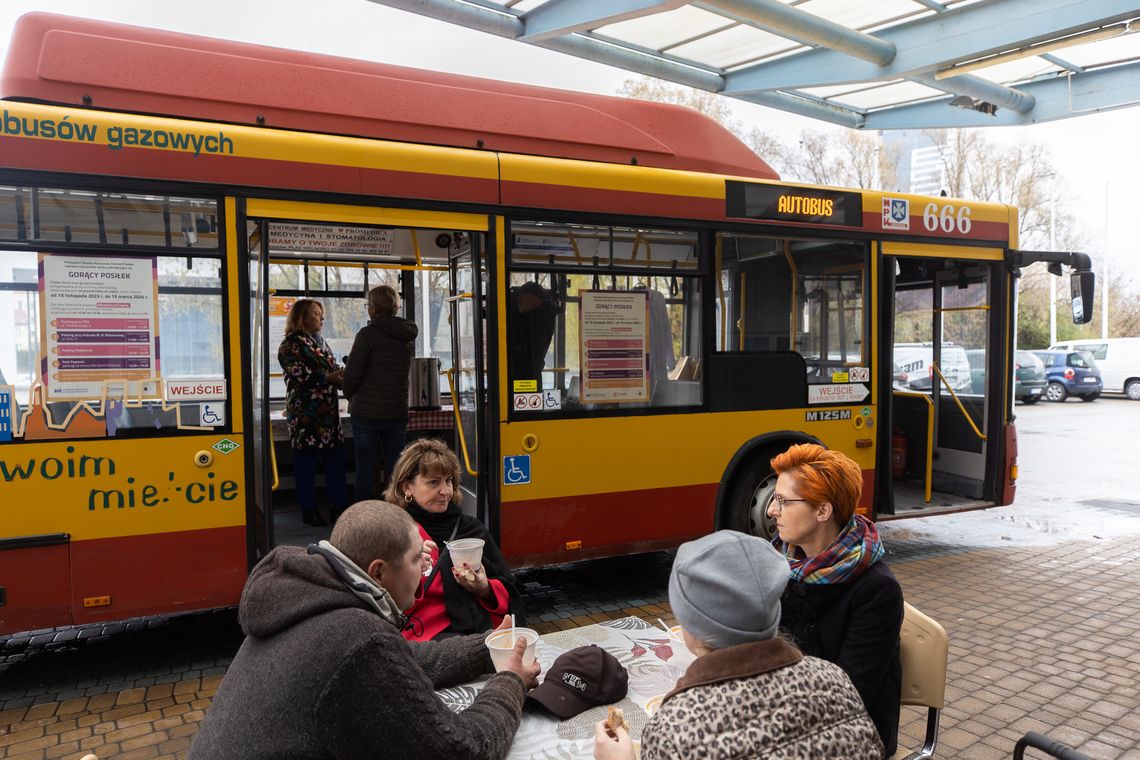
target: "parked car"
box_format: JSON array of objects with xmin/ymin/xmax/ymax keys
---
[
  {"xmin": 1032, "ymin": 350, "xmax": 1102, "ymax": 402},
  {"xmin": 1013, "ymin": 350, "xmax": 1047, "ymax": 404},
  {"xmin": 1049, "ymin": 338, "xmax": 1140, "ymax": 400},
  {"xmin": 893, "ymin": 342, "xmax": 972, "ymax": 392}
]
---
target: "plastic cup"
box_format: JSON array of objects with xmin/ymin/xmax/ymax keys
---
[
  {"xmin": 448, "ymin": 538, "xmax": 485, "ymax": 569},
  {"xmin": 644, "ymin": 694, "xmax": 664, "ymax": 716},
  {"xmin": 668, "ymin": 625, "xmax": 684, "ymax": 643},
  {"xmin": 485, "ymin": 626, "xmax": 539, "ymax": 671}
]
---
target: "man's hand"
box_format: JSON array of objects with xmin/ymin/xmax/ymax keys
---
[
  {"xmin": 452, "ymin": 561, "xmax": 492, "ymax": 599},
  {"xmin": 593, "ymin": 720, "xmax": 635, "ymax": 760},
  {"xmin": 501, "ymin": 634, "xmax": 540, "ymax": 690}
]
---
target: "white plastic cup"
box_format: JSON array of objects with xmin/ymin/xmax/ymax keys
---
[
  {"xmin": 448, "ymin": 538, "xmax": 485, "ymax": 570},
  {"xmin": 644, "ymin": 694, "xmax": 665, "ymax": 716},
  {"xmin": 485, "ymin": 626, "xmax": 539, "ymax": 671}
]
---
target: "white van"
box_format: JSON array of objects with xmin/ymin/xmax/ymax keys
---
[
  {"xmin": 893, "ymin": 342, "xmax": 972, "ymax": 393},
  {"xmin": 1049, "ymin": 338, "xmax": 1140, "ymax": 400}
]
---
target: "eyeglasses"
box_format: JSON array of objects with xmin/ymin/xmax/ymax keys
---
[{"xmin": 768, "ymin": 493, "xmax": 812, "ymax": 510}]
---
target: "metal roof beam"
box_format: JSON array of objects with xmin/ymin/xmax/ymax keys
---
[
  {"xmin": 731, "ymin": 91, "xmax": 865, "ymax": 128},
  {"xmin": 696, "ymin": 0, "xmax": 896, "ymax": 65},
  {"xmin": 519, "ymin": 0, "xmax": 688, "ymax": 43},
  {"xmin": 911, "ymin": 73, "xmax": 1036, "ymax": 114},
  {"xmin": 724, "ymin": 0, "xmax": 1140, "ymax": 92},
  {"xmin": 864, "ymin": 61, "xmax": 1140, "ymax": 129}
]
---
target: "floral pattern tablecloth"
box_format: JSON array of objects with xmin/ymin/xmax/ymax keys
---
[{"xmin": 436, "ymin": 616, "xmax": 694, "ymax": 759}]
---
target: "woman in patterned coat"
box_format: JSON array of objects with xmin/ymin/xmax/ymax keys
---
[
  {"xmin": 278, "ymin": 298, "xmax": 347, "ymax": 526},
  {"xmin": 594, "ymin": 531, "xmax": 883, "ymax": 760}
]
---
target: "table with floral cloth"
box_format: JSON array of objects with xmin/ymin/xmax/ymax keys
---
[{"xmin": 436, "ymin": 616, "xmax": 695, "ymax": 760}]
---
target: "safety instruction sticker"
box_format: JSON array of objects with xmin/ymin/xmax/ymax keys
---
[
  {"xmin": 504, "ymin": 455, "xmax": 531, "ymax": 485},
  {"xmin": 513, "ymin": 390, "xmax": 561, "ymax": 412},
  {"xmin": 0, "ymin": 387, "xmax": 12, "ymax": 442}
]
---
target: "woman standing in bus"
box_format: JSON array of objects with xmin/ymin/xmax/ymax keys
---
[
  {"xmin": 384, "ymin": 438, "xmax": 524, "ymax": 641},
  {"xmin": 278, "ymin": 298, "xmax": 347, "ymax": 527},
  {"xmin": 767, "ymin": 443, "xmax": 904, "ymax": 758},
  {"xmin": 342, "ymin": 285, "xmax": 418, "ymax": 500}
]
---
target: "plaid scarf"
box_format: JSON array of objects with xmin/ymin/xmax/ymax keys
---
[{"xmin": 774, "ymin": 514, "xmax": 885, "ymax": 584}]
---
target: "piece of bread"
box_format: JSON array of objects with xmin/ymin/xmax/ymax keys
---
[
  {"xmin": 606, "ymin": 705, "xmax": 629, "ymax": 734},
  {"xmin": 456, "ymin": 566, "xmax": 476, "ymax": 582}
]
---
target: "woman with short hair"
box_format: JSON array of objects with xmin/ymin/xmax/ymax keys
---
[
  {"xmin": 384, "ymin": 438, "xmax": 524, "ymax": 641},
  {"xmin": 768, "ymin": 443, "xmax": 904, "ymax": 758},
  {"xmin": 277, "ymin": 298, "xmax": 347, "ymax": 527},
  {"xmin": 343, "ymin": 284, "xmax": 418, "ymax": 500}
]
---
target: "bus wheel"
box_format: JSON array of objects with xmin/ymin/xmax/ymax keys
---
[{"xmin": 726, "ymin": 457, "xmax": 779, "ymax": 541}]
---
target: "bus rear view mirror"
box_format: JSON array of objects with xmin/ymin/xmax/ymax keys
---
[{"xmin": 1070, "ymin": 270, "xmax": 1095, "ymax": 325}]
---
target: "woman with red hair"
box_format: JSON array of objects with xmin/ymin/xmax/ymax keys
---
[{"xmin": 767, "ymin": 443, "xmax": 903, "ymax": 759}]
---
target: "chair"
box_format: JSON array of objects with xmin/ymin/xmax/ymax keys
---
[
  {"xmin": 894, "ymin": 602, "xmax": 949, "ymax": 760},
  {"xmin": 1012, "ymin": 731, "xmax": 1092, "ymax": 759}
]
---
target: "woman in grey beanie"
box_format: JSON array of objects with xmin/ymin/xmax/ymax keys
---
[{"xmin": 594, "ymin": 530, "xmax": 883, "ymax": 760}]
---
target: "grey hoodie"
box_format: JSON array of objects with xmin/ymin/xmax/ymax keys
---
[{"xmin": 188, "ymin": 545, "xmax": 526, "ymax": 760}]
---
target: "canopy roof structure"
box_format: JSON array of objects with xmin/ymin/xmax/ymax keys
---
[{"xmin": 368, "ymin": 0, "xmax": 1140, "ymax": 129}]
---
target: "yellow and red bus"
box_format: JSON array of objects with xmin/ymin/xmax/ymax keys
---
[{"xmin": 0, "ymin": 13, "xmax": 1092, "ymax": 635}]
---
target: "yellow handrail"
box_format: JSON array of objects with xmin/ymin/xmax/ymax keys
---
[
  {"xmin": 269, "ymin": 430, "xmax": 280, "ymax": 492},
  {"xmin": 737, "ymin": 271, "xmax": 746, "ymax": 351},
  {"xmin": 931, "ymin": 364, "xmax": 987, "ymax": 441},
  {"xmin": 716, "ymin": 236, "xmax": 725, "ymax": 351},
  {"xmin": 891, "ymin": 389, "xmax": 933, "ymax": 504},
  {"xmin": 444, "ymin": 367, "xmax": 478, "ymax": 476}
]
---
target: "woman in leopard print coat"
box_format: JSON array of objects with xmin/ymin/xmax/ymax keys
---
[{"xmin": 595, "ymin": 531, "xmax": 882, "ymax": 760}]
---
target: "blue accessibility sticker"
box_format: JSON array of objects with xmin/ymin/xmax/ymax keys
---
[{"xmin": 503, "ymin": 455, "xmax": 531, "ymax": 486}]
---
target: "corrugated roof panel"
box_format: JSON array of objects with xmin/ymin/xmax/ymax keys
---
[
  {"xmin": 796, "ymin": 0, "xmax": 927, "ymax": 32},
  {"xmin": 669, "ymin": 24, "xmax": 803, "ymax": 69},
  {"xmin": 1057, "ymin": 33, "xmax": 1140, "ymax": 68},
  {"xmin": 963, "ymin": 56, "xmax": 1061, "ymax": 86},
  {"xmin": 829, "ymin": 80, "xmax": 945, "ymax": 110},
  {"xmin": 593, "ymin": 6, "xmax": 732, "ymax": 52}
]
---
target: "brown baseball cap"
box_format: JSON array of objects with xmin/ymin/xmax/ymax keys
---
[{"xmin": 527, "ymin": 645, "xmax": 629, "ymax": 719}]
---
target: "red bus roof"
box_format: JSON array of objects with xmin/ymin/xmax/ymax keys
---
[{"xmin": 1, "ymin": 13, "xmax": 778, "ymax": 181}]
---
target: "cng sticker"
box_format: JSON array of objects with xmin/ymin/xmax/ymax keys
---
[
  {"xmin": 504, "ymin": 455, "xmax": 531, "ymax": 485},
  {"xmin": 212, "ymin": 438, "xmax": 241, "ymax": 455}
]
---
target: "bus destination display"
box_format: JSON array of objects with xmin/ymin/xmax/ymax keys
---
[{"xmin": 726, "ymin": 181, "xmax": 862, "ymax": 227}]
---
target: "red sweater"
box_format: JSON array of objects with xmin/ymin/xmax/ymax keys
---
[{"xmin": 402, "ymin": 524, "xmax": 511, "ymax": 641}]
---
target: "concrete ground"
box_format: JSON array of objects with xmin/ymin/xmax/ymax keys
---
[{"xmin": 2, "ymin": 399, "xmax": 1138, "ymax": 759}]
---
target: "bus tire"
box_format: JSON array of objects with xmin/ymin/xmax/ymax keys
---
[{"xmin": 724, "ymin": 454, "xmax": 780, "ymax": 541}]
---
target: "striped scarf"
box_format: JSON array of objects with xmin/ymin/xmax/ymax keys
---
[{"xmin": 775, "ymin": 514, "xmax": 885, "ymax": 585}]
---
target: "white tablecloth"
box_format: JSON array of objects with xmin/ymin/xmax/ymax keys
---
[{"xmin": 436, "ymin": 616, "xmax": 695, "ymax": 759}]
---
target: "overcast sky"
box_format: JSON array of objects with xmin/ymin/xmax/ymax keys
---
[{"xmin": 2, "ymin": 0, "xmax": 1138, "ymax": 281}]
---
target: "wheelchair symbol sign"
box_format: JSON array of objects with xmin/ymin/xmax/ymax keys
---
[
  {"xmin": 199, "ymin": 402, "xmax": 225, "ymax": 427},
  {"xmin": 503, "ymin": 455, "xmax": 531, "ymax": 485}
]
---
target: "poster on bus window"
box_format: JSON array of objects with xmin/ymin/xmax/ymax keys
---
[
  {"xmin": 580, "ymin": 290, "xmax": 649, "ymax": 403},
  {"xmin": 39, "ymin": 254, "xmax": 160, "ymax": 400}
]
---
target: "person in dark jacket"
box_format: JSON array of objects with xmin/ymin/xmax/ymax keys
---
[
  {"xmin": 188, "ymin": 500, "xmax": 540, "ymax": 760},
  {"xmin": 384, "ymin": 438, "xmax": 525, "ymax": 641},
  {"xmin": 343, "ymin": 285, "xmax": 418, "ymax": 500},
  {"xmin": 278, "ymin": 298, "xmax": 346, "ymax": 526},
  {"xmin": 767, "ymin": 443, "xmax": 904, "ymax": 759}
]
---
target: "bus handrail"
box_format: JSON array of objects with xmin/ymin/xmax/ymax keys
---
[
  {"xmin": 891, "ymin": 389, "xmax": 933, "ymax": 504},
  {"xmin": 269, "ymin": 427, "xmax": 280, "ymax": 491},
  {"xmin": 444, "ymin": 367, "xmax": 478, "ymax": 477},
  {"xmin": 931, "ymin": 364, "xmax": 987, "ymax": 441}
]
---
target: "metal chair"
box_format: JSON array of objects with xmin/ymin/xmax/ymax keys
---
[
  {"xmin": 1013, "ymin": 732, "xmax": 1092, "ymax": 759},
  {"xmin": 894, "ymin": 602, "xmax": 949, "ymax": 760}
]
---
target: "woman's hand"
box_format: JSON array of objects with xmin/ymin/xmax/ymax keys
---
[
  {"xmin": 326, "ymin": 369, "xmax": 345, "ymax": 387},
  {"xmin": 420, "ymin": 540, "xmax": 437, "ymax": 575},
  {"xmin": 593, "ymin": 720, "xmax": 635, "ymax": 760},
  {"xmin": 452, "ymin": 562, "xmax": 492, "ymax": 599}
]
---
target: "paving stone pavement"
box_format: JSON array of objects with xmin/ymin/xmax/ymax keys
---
[{"xmin": 2, "ymin": 502, "xmax": 1139, "ymax": 760}]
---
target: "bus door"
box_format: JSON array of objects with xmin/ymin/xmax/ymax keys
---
[
  {"xmin": 884, "ymin": 243, "xmax": 1002, "ymax": 513},
  {"xmin": 447, "ymin": 231, "xmax": 488, "ymax": 518},
  {"xmin": 242, "ymin": 200, "xmax": 489, "ymax": 546}
]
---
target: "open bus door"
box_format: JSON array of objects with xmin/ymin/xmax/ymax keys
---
[
  {"xmin": 244, "ymin": 219, "xmax": 274, "ymax": 563},
  {"xmin": 446, "ymin": 231, "xmax": 490, "ymax": 523},
  {"xmin": 880, "ymin": 244, "xmax": 1006, "ymax": 516}
]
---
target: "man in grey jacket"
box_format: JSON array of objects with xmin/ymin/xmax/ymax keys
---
[{"xmin": 189, "ymin": 501, "xmax": 539, "ymax": 760}]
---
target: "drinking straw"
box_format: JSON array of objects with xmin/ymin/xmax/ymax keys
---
[
  {"xmin": 657, "ymin": 618, "xmax": 671, "ymax": 634},
  {"xmin": 510, "ymin": 615, "xmax": 516, "ymax": 647}
]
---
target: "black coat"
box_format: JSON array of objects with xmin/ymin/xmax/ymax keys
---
[
  {"xmin": 778, "ymin": 560, "xmax": 904, "ymax": 758},
  {"xmin": 343, "ymin": 315, "xmax": 418, "ymax": 420}
]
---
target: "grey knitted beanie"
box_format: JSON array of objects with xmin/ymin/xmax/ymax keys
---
[{"xmin": 668, "ymin": 530, "xmax": 791, "ymax": 650}]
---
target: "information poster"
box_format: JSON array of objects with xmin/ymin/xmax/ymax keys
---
[
  {"xmin": 39, "ymin": 255, "xmax": 160, "ymax": 400},
  {"xmin": 580, "ymin": 290, "xmax": 649, "ymax": 403}
]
